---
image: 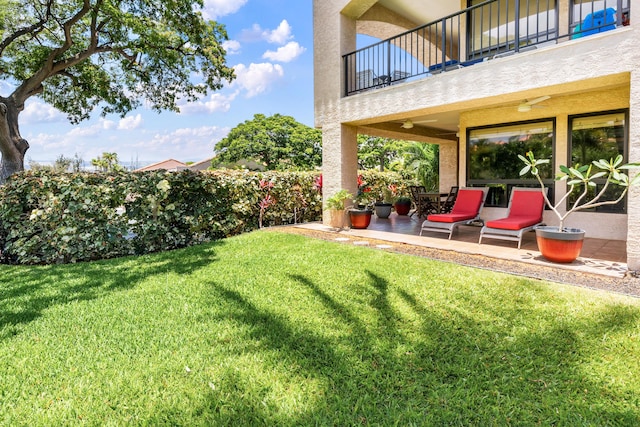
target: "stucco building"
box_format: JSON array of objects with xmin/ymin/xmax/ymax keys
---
[{"xmin": 313, "ymin": 0, "xmax": 640, "ymax": 269}]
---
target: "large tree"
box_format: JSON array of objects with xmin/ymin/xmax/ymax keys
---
[
  {"xmin": 0, "ymin": 0, "xmax": 235, "ymax": 182},
  {"xmin": 214, "ymin": 113, "xmax": 322, "ymax": 171},
  {"xmin": 403, "ymin": 142, "xmax": 439, "ymax": 191},
  {"xmin": 357, "ymin": 135, "xmax": 407, "ymax": 171}
]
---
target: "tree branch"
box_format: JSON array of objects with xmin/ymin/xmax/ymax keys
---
[
  {"xmin": 0, "ymin": 0, "xmax": 54, "ymax": 56},
  {"xmin": 11, "ymin": 0, "xmax": 93, "ymax": 105}
]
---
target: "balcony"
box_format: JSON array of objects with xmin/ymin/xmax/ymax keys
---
[{"xmin": 344, "ymin": 0, "xmax": 630, "ymax": 96}]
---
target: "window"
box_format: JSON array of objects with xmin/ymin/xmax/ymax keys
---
[
  {"xmin": 467, "ymin": 0, "xmax": 558, "ymax": 59},
  {"xmin": 467, "ymin": 120, "xmax": 554, "ymax": 207},
  {"xmin": 568, "ymin": 111, "xmax": 628, "ymax": 213}
]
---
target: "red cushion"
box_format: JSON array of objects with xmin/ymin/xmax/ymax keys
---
[
  {"xmin": 450, "ymin": 189, "xmax": 484, "ymax": 216},
  {"xmin": 508, "ymin": 190, "xmax": 544, "ymax": 219},
  {"xmin": 485, "ymin": 216, "xmax": 541, "ymax": 230},
  {"xmin": 427, "ymin": 213, "xmax": 477, "ymax": 223}
]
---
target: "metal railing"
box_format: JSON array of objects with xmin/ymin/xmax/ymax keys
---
[{"xmin": 343, "ymin": 0, "xmax": 629, "ymax": 96}]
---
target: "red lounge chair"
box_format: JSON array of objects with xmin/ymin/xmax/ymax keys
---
[
  {"xmin": 420, "ymin": 188, "xmax": 489, "ymax": 239},
  {"xmin": 479, "ymin": 187, "xmax": 546, "ymax": 249}
]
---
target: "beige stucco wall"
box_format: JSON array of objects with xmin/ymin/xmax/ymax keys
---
[
  {"xmin": 461, "ymin": 86, "xmax": 630, "ymax": 240},
  {"xmin": 627, "ymin": 70, "xmax": 640, "ymax": 269},
  {"xmin": 333, "ymin": 30, "xmax": 635, "ymax": 125},
  {"xmin": 314, "ymin": 0, "xmax": 359, "ymax": 206},
  {"xmin": 314, "ymin": 0, "xmax": 640, "ymax": 268}
]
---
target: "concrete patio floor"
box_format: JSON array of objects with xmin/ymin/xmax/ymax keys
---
[{"xmin": 295, "ymin": 212, "xmax": 629, "ymax": 279}]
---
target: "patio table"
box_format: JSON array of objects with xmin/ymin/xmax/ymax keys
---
[{"xmin": 416, "ymin": 192, "xmax": 448, "ymax": 216}]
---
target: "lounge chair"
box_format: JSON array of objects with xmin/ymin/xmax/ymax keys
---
[
  {"xmin": 478, "ymin": 187, "xmax": 546, "ymax": 249},
  {"xmin": 420, "ymin": 187, "xmax": 489, "ymax": 239}
]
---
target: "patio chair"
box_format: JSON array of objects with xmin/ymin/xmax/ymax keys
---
[
  {"xmin": 354, "ymin": 69, "xmax": 374, "ymax": 92},
  {"xmin": 420, "ymin": 187, "xmax": 489, "ymax": 239},
  {"xmin": 440, "ymin": 186, "xmax": 459, "ymax": 214},
  {"xmin": 409, "ymin": 185, "xmax": 438, "ymax": 217},
  {"xmin": 409, "ymin": 185, "xmax": 424, "ymax": 216},
  {"xmin": 478, "ymin": 187, "xmax": 546, "ymax": 249}
]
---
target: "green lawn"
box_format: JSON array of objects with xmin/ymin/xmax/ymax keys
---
[{"xmin": 1, "ymin": 231, "xmax": 639, "ymax": 425}]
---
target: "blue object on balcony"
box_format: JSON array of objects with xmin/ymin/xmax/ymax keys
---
[
  {"xmin": 428, "ymin": 60, "xmax": 459, "ymax": 72},
  {"xmin": 574, "ymin": 8, "xmax": 616, "ymax": 39}
]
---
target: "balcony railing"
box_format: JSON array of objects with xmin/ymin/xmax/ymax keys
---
[{"xmin": 343, "ymin": 0, "xmax": 629, "ymax": 96}]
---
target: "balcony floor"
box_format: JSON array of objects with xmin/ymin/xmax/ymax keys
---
[{"xmin": 292, "ymin": 212, "xmax": 630, "ymax": 280}]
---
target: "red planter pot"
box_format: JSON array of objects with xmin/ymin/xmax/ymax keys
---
[
  {"xmin": 394, "ymin": 202, "xmax": 411, "ymax": 216},
  {"xmin": 535, "ymin": 226, "xmax": 585, "ymax": 263},
  {"xmin": 349, "ymin": 209, "xmax": 373, "ymax": 229}
]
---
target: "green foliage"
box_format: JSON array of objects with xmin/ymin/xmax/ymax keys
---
[
  {"xmin": 325, "ymin": 189, "xmax": 353, "ymax": 210},
  {"xmin": 402, "ymin": 142, "xmax": 439, "ymax": 191},
  {"xmin": 1, "ymin": 232, "xmax": 639, "ymax": 424},
  {"xmin": 356, "ymin": 170, "xmax": 413, "ymax": 202},
  {"xmin": 214, "ymin": 114, "xmax": 322, "ymax": 171},
  {"xmin": 1, "ymin": 1, "xmax": 235, "ymax": 122},
  {"xmin": 470, "ymin": 133, "xmax": 553, "ymax": 181},
  {"xmin": 28, "ymin": 153, "xmax": 83, "ymax": 173},
  {"xmin": 91, "ymin": 152, "xmax": 125, "ymax": 172},
  {"xmin": 357, "ymin": 135, "xmax": 408, "ymax": 171},
  {"xmin": 0, "ymin": 170, "xmax": 323, "ymax": 264},
  {"xmin": 519, "ymin": 151, "xmax": 640, "ymax": 229}
]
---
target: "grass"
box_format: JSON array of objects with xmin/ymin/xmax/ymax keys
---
[{"xmin": 1, "ymin": 230, "xmax": 639, "ymax": 425}]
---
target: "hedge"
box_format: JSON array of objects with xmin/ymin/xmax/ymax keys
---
[{"xmin": 0, "ymin": 169, "xmax": 412, "ymax": 265}]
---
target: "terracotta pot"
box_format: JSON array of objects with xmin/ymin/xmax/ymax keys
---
[
  {"xmin": 374, "ymin": 203, "xmax": 393, "ymax": 219},
  {"xmin": 349, "ymin": 209, "xmax": 373, "ymax": 229},
  {"xmin": 535, "ymin": 226, "xmax": 585, "ymax": 263},
  {"xmin": 325, "ymin": 209, "xmax": 346, "ymax": 229},
  {"xmin": 394, "ymin": 202, "xmax": 411, "ymax": 216}
]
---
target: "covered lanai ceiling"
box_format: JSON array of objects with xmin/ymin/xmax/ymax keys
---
[{"xmin": 377, "ymin": 0, "xmax": 460, "ymax": 26}]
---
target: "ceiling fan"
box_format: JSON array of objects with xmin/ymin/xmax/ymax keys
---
[
  {"xmin": 400, "ymin": 118, "xmax": 437, "ymax": 129},
  {"xmin": 517, "ymin": 95, "xmax": 550, "ymax": 112}
]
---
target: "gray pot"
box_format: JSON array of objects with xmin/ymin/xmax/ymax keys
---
[
  {"xmin": 374, "ymin": 203, "xmax": 393, "ymax": 218},
  {"xmin": 535, "ymin": 226, "xmax": 585, "ymax": 240}
]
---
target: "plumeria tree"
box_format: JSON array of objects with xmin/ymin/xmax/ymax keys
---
[
  {"xmin": 519, "ymin": 151, "xmax": 640, "ymax": 231},
  {"xmin": 0, "ymin": 0, "xmax": 235, "ymax": 183}
]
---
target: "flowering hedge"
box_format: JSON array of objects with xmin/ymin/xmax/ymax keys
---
[{"xmin": 0, "ymin": 169, "xmax": 412, "ymax": 264}]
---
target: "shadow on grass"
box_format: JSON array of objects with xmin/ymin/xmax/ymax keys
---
[
  {"xmin": 175, "ymin": 269, "xmax": 640, "ymax": 425},
  {"xmin": 0, "ymin": 241, "xmax": 224, "ymax": 341}
]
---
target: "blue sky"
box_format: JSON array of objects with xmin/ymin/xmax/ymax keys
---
[{"xmin": 18, "ymin": 0, "xmax": 314, "ymax": 167}]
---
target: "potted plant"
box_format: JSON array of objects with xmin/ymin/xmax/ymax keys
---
[
  {"xmin": 519, "ymin": 151, "xmax": 640, "ymax": 263},
  {"xmin": 394, "ymin": 196, "xmax": 412, "ymax": 216},
  {"xmin": 324, "ymin": 189, "xmax": 352, "ymax": 229},
  {"xmin": 374, "ymin": 186, "xmax": 394, "ymax": 219},
  {"xmin": 349, "ymin": 175, "xmax": 373, "ymax": 228}
]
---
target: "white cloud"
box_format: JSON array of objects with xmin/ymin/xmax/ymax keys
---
[
  {"xmin": 262, "ymin": 41, "xmax": 306, "ymax": 63},
  {"xmin": 118, "ymin": 114, "xmax": 143, "ymax": 130},
  {"xmin": 68, "ymin": 118, "xmax": 116, "ymax": 137},
  {"xmin": 21, "ymin": 100, "xmax": 66, "ymax": 125},
  {"xmin": 222, "ymin": 40, "xmax": 241, "ymax": 55},
  {"xmin": 241, "ymin": 20, "xmax": 293, "ymax": 45},
  {"xmin": 200, "ymin": 0, "xmax": 248, "ymax": 20},
  {"xmin": 179, "ymin": 91, "xmax": 238, "ymax": 115},
  {"xmin": 133, "ymin": 126, "xmax": 230, "ymax": 160},
  {"xmin": 266, "ymin": 20, "xmax": 293, "ymax": 44},
  {"xmin": 28, "ymin": 123, "xmax": 229, "ymax": 164},
  {"xmin": 28, "ymin": 132, "xmax": 75, "ymax": 153},
  {"xmin": 232, "ymin": 63, "xmax": 284, "ymax": 98},
  {"xmin": 26, "ymin": 127, "xmax": 119, "ymax": 161}
]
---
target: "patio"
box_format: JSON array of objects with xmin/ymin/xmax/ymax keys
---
[{"xmin": 297, "ymin": 212, "xmax": 629, "ymax": 279}]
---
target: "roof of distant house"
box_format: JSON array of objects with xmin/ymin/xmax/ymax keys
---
[
  {"xmin": 187, "ymin": 158, "xmax": 213, "ymax": 171},
  {"xmin": 134, "ymin": 159, "xmax": 187, "ymax": 172}
]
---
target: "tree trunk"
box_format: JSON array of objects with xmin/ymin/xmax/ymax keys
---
[{"xmin": 0, "ymin": 101, "xmax": 28, "ymax": 184}]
